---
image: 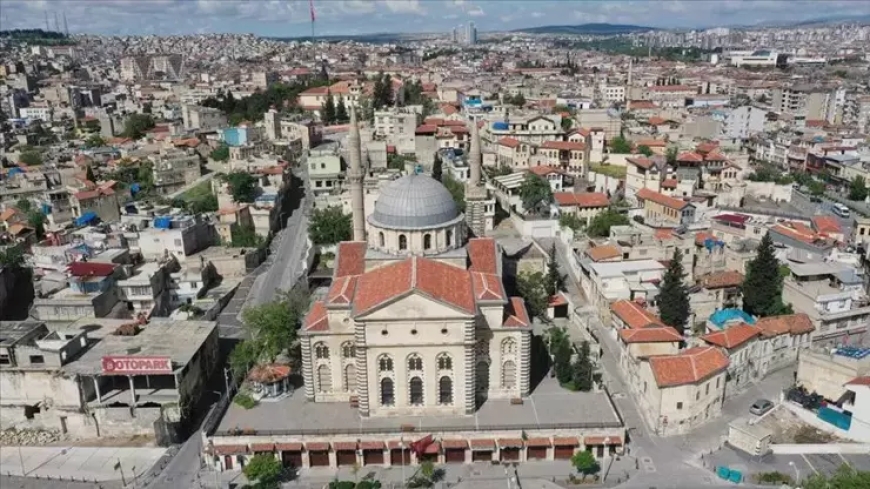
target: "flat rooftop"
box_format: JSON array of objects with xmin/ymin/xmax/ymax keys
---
[
  {"xmin": 216, "ymin": 375, "xmax": 622, "ymax": 436},
  {"xmin": 61, "ymin": 317, "xmax": 216, "ymax": 376}
]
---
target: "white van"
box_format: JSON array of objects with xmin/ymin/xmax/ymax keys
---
[{"xmin": 832, "ymin": 203, "xmax": 851, "ymax": 218}]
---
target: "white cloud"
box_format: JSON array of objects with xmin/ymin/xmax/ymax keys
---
[
  {"xmin": 340, "ymin": 0, "xmax": 377, "ymax": 14},
  {"xmin": 380, "ymin": 0, "xmax": 425, "ymax": 15},
  {"xmin": 468, "ymin": 6, "xmax": 485, "ymax": 17},
  {"xmin": 531, "ymin": 11, "xmax": 545, "ymax": 18}
]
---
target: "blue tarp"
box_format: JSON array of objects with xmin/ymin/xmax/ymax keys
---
[
  {"xmin": 7, "ymin": 167, "xmax": 23, "ymax": 176},
  {"xmin": 41, "ymin": 203, "xmax": 52, "ymax": 215},
  {"xmin": 709, "ymin": 308, "xmax": 755, "ymax": 328},
  {"xmin": 492, "ymin": 121, "xmax": 509, "ymax": 130},
  {"xmin": 818, "ymin": 406, "xmax": 852, "ymax": 430},
  {"xmin": 74, "ymin": 211, "xmax": 97, "ymax": 227},
  {"xmin": 130, "ymin": 183, "xmax": 141, "ymax": 196},
  {"xmin": 153, "ymin": 216, "xmax": 172, "ymax": 229}
]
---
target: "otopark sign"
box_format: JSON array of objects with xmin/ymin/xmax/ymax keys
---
[{"xmin": 101, "ymin": 356, "xmax": 173, "ymax": 375}]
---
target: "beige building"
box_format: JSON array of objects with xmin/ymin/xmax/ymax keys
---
[
  {"xmin": 635, "ymin": 188, "xmax": 695, "ymax": 227},
  {"xmin": 797, "ymin": 347, "xmax": 870, "ymax": 401}
]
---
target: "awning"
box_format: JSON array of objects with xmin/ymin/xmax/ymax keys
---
[
  {"xmin": 334, "ymin": 441, "xmax": 358, "ymax": 451},
  {"xmin": 552, "ymin": 437, "xmax": 579, "ymax": 447},
  {"xmin": 387, "ymin": 441, "xmax": 406, "ymax": 449},
  {"xmin": 251, "ymin": 443, "xmax": 274, "ymax": 452},
  {"xmin": 360, "ymin": 441, "xmax": 385, "ymax": 450},
  {"xmin": 276, "ymin": 443, "xmax": 303, "ymax": 451},
  {"xmin": 525, "ymin": 438, "xmax": 551, "ymax": 447},
  {"xmin": 498, "ymin": 439, "xmax": 523, "ymax": 449},
  {"xmin": 306, "ymin": 442, "xmax": 329, "ymax": 451},
  {"xmin": 442, "ymin": 440, "xmax": 468, "ymax": 449},
  {"xmin": 470, "ymin": 439, "xmax": 495, "ymax": 451},
  {"xmin": 214, "ymin": 445, "xmax": 248, "ymax": 456},
  {"xmin": 584, "ymin": 436, "xmax": 623, "ymax": 446}
]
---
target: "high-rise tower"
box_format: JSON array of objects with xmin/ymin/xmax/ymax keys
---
[{"xmin": 348, "ymin": 106, "xmax": 366, "ymax": 242}]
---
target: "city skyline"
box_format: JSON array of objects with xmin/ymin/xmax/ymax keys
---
[{"xmin": 0, "ymin": 0, "xmax": 869, "ymax": 37}]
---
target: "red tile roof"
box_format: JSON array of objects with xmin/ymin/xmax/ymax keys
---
[
  {"xmin": 811, "ymin": 215, "xmax": 842, "ymax": 235},
  {"xmin": 553, "ymin": 192, "xmax": 610, "ymax": 208},
  {"xmin": 756, "ymin": 313, "xmax": 814, "ymax": 337},
  {"xmin": 701, "ymin": 323, "xmax": 762, "ymax": 349},
  {"xmin": 326, "ymin": 275, "xmax": 358, "ymax": 305},
  {"xmin": 846, "ymin": 377, "xmax": 870, "ymax": 386},
  {"xmin": 626, "ymin": 157, "xmax": 655, "ymax": 169},
  {"xmin": 677, "ymin": 152, "xmax": 704, "ymax": 162},
  {"xmin": 661, "ymin": 178, "xmax": 678, "ymax": 189},
  {"xmin": 498, "ymin": 137, "xmax": 521, "ymax": 149},
  {"xmin": 472, "ymin": 272, "xmax": 506, "ymax": 302},
  {"xmin": 334, "ymin": 241, "xmax": 366, "ymax": 278},
  {"xmin": 68, "ymin": 261, "xmax": 116, "ymax": 277},
  {"xmin": 503, "ymin": 297, "xmax": 531, "ymax": 328},
  {"xmin": 587, "ymin": 244, "xmax": 622, "ymax": 262},
  {"xmin": 468, "ymin": 238, "xmax": 499, "ymax": 274},
  {"xmin": 541, "ymin": 140, "xmax": 585, "ymax": 151},
  {"xmin": 528, "ymin": 165, "xmax": 563, "ymax": 176},
  {"xmin": 304, "ymin": 301, "xmax": 329, "ymax": 331},
  {"xmin": 628, "ymin": 100, "xmax": 657, "ymax": 109},
  {"xmin": 636, "ymin": 188, "xmax": 690, "ymax": 210},
  {"xmin": 415, "ymin": 125, "xmax": 438, "ymax": 135},
  {"xmin": 353, "ymin": 259, "xmax": 414, "ymax": 315},
  {"xmin": 470, "ymin": 439, "xmax": 495, "ymax": 449},
  {"xmin": 648, "ymin": 346, "xmax": 729, "ymax": 388},
  {"xmin": 610, "ymin": 300, "xmax": 666, "ymax": 329},
  {"xmin": 700, "ymin": 270, "xmax": 744, "ymax": 289},
  {"xmin": 618, "ymin": 327, "xmax": 682, "ymax": 344}
]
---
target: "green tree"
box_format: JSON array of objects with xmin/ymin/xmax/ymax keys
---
[
  {"xmin": 241, "ymin": 297, "xmax": 306, "ymax": 364},
  {"xmin": 571, "ymin": 450, "xmax": 601, "ymax": 481},
  {"xmin": 0, "ymin": 246, "xmax": 25, "ymax": 268},
  {"xmin": 210, "ymin": 143, "xmax": 230, "ymax": 162},
  {"xmin": 372, "ymin": 72, "xmax": 393, "ymax": 109},
  {"xmin": 657, "ymin": 248, "xmax": 690, "ymax": 335},
  {"xmin": 610, "ymin": 136, "xmax": 632, "ymax": 153},
  {"xmin": 848, "ymin": 176, "xmax": 868, "ymax": 201},
  {"xmin": 230, "ymin": 224, "xmax": 264, "ymax": 248},
  {"xmin": 516, "ymin": 270, "xmax": 549, "ymax": 321},
  {"xmin": 665, "ymin": 146, "xmax": 678, "ymax": 166},
  {"xmin": 807, "ymin": 179, "xmax": 826, "ymax": 196},
  {"xmin": 27, "ymin": 211, "xmax": 46, "ymax": 239},
  {"xmin": 586, "ymin": 209, "xmax": 629, "ymax": 237},
  {"xmin": 335, "ymin": 97, "xmax": 348, "ymax": 123},
  {"xmin": 551, "ymin": 328, "xmax": 573, "ymax": 385},
  {"xmin": 518, "ymin": 174, "xmax": 553, "ymax": 215},
  {"xmin": 545, "ymin": 243, "xmax": 564, "ymax": 298},
  {"xmin": 803, "ymin": 464, "xmax": 870, "ymax": 489},
  {"xmin": 442, "ymin": 173, "xmax": 466, "ymax": 212},
  {"xmin": 508, "ymin": 93, "xmax": 526, "ymax": 106},
  {"xmin": 561, "ymin": 117, "xmax": 573, "ymax": 131},
  {"xmin": 122, "ymin": 113, "xmax": 155, "ymax": 140},
  {"xmin": 224, "ymin": 171, "xmax": 258, "ymax": 203},
  {"xmin": 308, "ymin": 206, "xmax": 352, "ymax": 245},
  {"xmin": 638, "ymin": 145, "xmax": 654, "ymax": 157},
  {"xmin": 15, "ymin": 198, "xmax": 32, "ymax": 213},
  {"xmin": 18, "ymin": 150, "xmax": 43, "ymax": 166},
  {"xmin": 85, "ymin": 134, "xmax": 105, "ymax": 148},
  {"xmin": 189, "ymin": 193, "xmax": 219, "ymax": 214},
  {"xmin": 558, "ymin": 212, "xmax": 585, "ymax": 232},
  {"xmin": 322, "ymin": 92, "xmax": 336, "ymax": 125},
  {"xmin": 85, "ymin": 164, "xmax": 97, "ymax": 183},
  {"xmin": 243, "ymin": 453, "xmax": 284, "ymax": 489},
  {"xmin": 571, "ymin": 341, "xmax": 595, "ymax": 392},
  {"xmin": 431, "ymin": 152, "xmax": 443, "ymax": 182},
  {"xmin": 742, "ymin": 232, "xmax": 787, "ymax": 318}
]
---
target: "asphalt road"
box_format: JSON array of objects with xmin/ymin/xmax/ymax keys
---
[{"xmin": 790, "ymin": 189, "xmax": 855, "ymax": 238}]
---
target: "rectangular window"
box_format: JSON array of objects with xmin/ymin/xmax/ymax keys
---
[
  {"xmin": 677, "ymin": 402, "xmax": 683, "ymax": 410},
  {"xmin": 29, "ymin": 355, "xmax": 45, "ymax": 364},
  {"xmin": 706, "ymin": 383, "xmax": 710, "ymax": 395}
]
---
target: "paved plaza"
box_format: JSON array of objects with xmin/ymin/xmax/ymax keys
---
[{"xmin": 0, "ymin": 446, "xmax": 166, "ymax": 483}]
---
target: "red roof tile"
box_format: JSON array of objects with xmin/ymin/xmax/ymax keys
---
[
  {"xmin": 756, "ymin": 313, "xmax": 814, "ymax": 337},
  {"xmin": 701, "ymin": 270, "xmax": 744, "ymax": 289},
  {"xmin": 360, "ymin": 441, "xmax": 384, "ymax": 450},
  {"xmin": 584, "ymin": 436, "xmax": 623, "ymax": 445},
  {"xmin": 415, "ymin": 258, "xmax": 476, "ymax": 314},
  {"xmin": 498, "ymin": 439, "xmax": 523, "ymax": 448},
  {"xmin": 306, "ymin": 442, "xmax": 329, "ymax": 451},
  {"xmin": 636, "ymin": 188, "xmax": 690, "ymax": 210},
  {"xmin": 528, "ymin": 165, "xmax": 563, "ymax": 176},
  {"xmin": 677, "ymin": 152, "xmax": 704, "ymax": 163},
  {"xmin": 353, "ymin": 259, "xmax": 414, "ymax": 315},
  {"xmin": 303, "ymin": 301, "xmax": 329, "ymax": 331},
  {"xmin": 553, "ymin": 192, "xmax": 610, "ymax": 208},
  {"xmin": 628, "ymin": 100, "xmax": 657, "ymax": 109},
  {"xmin": 618, "ymin": 327, "xmax": 682, "ymax": 344},
  {"xmin": 541, "ymin": 140, "xmax": 586, "ymax": 151},
  {"xmin": 587, "ymin": 244, "xmax": 622, "ymax": 262},
  {"xmin": 846, "ymin": 377, "xmax": 870, "ymax": 386},
  {"xmin": 648, "ymin": 346, "xmax": 729, "ymax": 388},
  {"xmin": 661, "ymin": 178, "xmax": 678, "ymax": 189},
  {"xmin": 68, "ymin": 262, "xmax": 116, "ymax": 277},
  {"xmin": 610, "ymin": 300, "xmax": 665, "ymax": 329},
  {"xmin": 498, "ymin": 137, "xmax": 521, "ymax": 149},
  {"xmin": 626, "ymin": 157, "xmax": 655, "ymax": 169},
  {"xmin": 552, "ymin": 437, "xmax": 579, "ymax": 446},
  {"xmin": 415, "ymin": 125, "xmax": 438, "ymax": 135},
  {"xmin": 471, "ymin": 272, "xmax": 506, "ymax": 302},
  {"xmin": 470, "ymin": 439, "xmax": 495, "ymax": 449},
  {"xmin": 334, "ymin": 241, "xmax": 366, "ymax": 278},
  {"xmin": 503, "ymin": 297, "xmax": 531, "ymax": 328},
  {"xmin": 701, "ymin": 323, "xmax": 761, "ymax": 349},
  {"xmin": 214, "ymin": 445, "xmax": 248, "ymax": 456},
  {"xmin": 525, "ymin": 438, "xmax": 551, "ymax": 447},
  {"xmin": 334, "ymin": 441, "xmax": 357, "ymax": 451},
  {"xmin": 811, "ymin": 215, "xmax": 842, "ymax": 235},
  {"xmin": 251, "ymin": 443, "xmax": 275, "ymax": 452},
  {"xmin": 468, "ymin": 238, "xmax": 499, "ymax": 274},
  {"xmin": 327, "ymin": 275, "xmax": 358, "ymax": 305},
  {"xmin": 275, "ymin": 442, "xmax": 303, "ymax": 451},
  {"xmin": 442, "ymin": 439, "xmax": 467, "ymax": 449}
]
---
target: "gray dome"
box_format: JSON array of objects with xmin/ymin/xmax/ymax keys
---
[{"xmin": 370, "ymin": 174, "xmax": 460, "ymax": 229}]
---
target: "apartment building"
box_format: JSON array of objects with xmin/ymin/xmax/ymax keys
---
[
  {"xmin": 599, "ymin": 85, "xmax": 626, "ymax": 103},
  {"xmin": 32, "ymin": 262, "xmax": 121, "ymax": 321},
  {"xmin": 553, "ymin": 192, "xmax": 609, "ymax": 225},
  {"xmin": 782, "ymin": 262, "xmax": 870, "ymax": 346},
  {"xmin": 537, "ymin": 140, "xmax": 588, "ymax": 176},
  {"xmin": 138, "ymin": 214, "xmax": 213, "ymax": 263},
  {"xmin": 215, "ymin": 205, "xmax": 254, "ymax": 245},
  {"xmin": 635, "ymin": 188, "xmax": 695, "ymax": 227},
  {"xmin": 151, "ymin": 148, "xmax": 202, "ymax": 195},
  {"xmin": 578, "ymin": 258, "xmax": 666, "ymax": 311},
  {"xmin": 641, "ymin": 85, "xmax": 698, "ymax": 109},
  {"xmin": 374, "ymin": 107, "xmax": 421, "ymax": 155},
  {"xmin": 718, "ymin": 105, "xmax": 766, "ymax": 140},
  {"xmin": 487, "ymin": 115, "xmax": 564, "ymax": 146},
  {"xmin": 182, "ymin": 105, "xmax": 227, "ymax": 131},
  {"xmin": 624, "ymin": 156, "xmax": 668, "ymax": 204},
  {"xmin": 495, "ymin": 137, "xmax": 533, "ymax": 171},
  {"xmin": 771, "ymin": 85, "xmax": 834, "ymax": 120},
  {"xmin": 308, "ymin": 142, "xmax": 344, "ymax": 197}
]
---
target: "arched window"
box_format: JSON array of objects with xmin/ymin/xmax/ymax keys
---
[
  {"xmin": 475, "ymin": 339, "xmax": 489, "ymax": 358},
  {"xmin": 438, "ymin": 376, "xmax": 453, "ymax": 405},
  {"xmin": 378, "ymin": 355, "xmax": 394, "ymax": 372},
  {"xmin": 398, "ymin": 234, "xmax": 407, "ymax": 250},
  {"xmin": 343, "ymin": 364, "xmax": 356, "ymax": 392},
  {"xmin": 423, "ymin": 233, "xmax": 432, "ymax": 250},
  {"xmin": 437, "ymin": 353, "xmax": 452, "ymax": 371},
  {"xmin": 476, "ymin": 361, "xmax": 490, "ymax": 393},
  {"xmin": 314, "ymin": 343, "xmax": 329, "ymax": 360},
  {"xmin": 407, "ymin": 354, "xmax": 423, "ymax": 371},
  {"xmin": 341, "ymin": 342, "xmax": 355, "ymax": 359},
  {"xmin": 446, "ymin": 230, "xmax": 453, "ymax": 246},
  {"xmin": 316, "ymin": 364, "xmax": 332, "ymax": 393},
  {"xmin": 501, "ymin": 338, "xmax": 517, "ymax": 356},
  {"xmin": 409, "ymin": 377, "xmax": 424, "ymax": 405},
  {"xmin": 378, "ymin": 232, "xmax": 385, "ymax": 247},
  {"xmin": 380, "ymin": 377, "xmax": 395, "ymax": 406},
  {"xmin": 502, "ymin": 360, "xmax": 517, "ymax": 390}
]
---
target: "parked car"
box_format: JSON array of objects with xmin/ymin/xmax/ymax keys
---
[{"xmin": 750, "ymin": 399, "xmax": 774, "ymax": 416}]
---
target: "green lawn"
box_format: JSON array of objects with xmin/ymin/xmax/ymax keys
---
[
  {"xmin": 179, "ymin": 180, "xmax": 213, "ymax": 202},
  {"xmin": 588, "ymin": 164, "xmax": 627, "ymax": 178}
]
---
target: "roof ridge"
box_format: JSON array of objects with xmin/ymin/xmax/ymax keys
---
[{"xmin": 411, "ymin": 256, "xmax": 418, "ymax": 289}]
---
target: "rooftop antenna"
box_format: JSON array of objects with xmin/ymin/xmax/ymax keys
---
[
  {"xmin": 53, "ymin": 11, "xmax": 60, "ymax": 33},
  {"xmin": 309, "ymin": 0, "xmax": 316, "ymax": 40},
  {"xmin": 44, "ymin": 11, "xmax": 50, "ymax": 31},
  {"xmin": 63, "ymin": 12, "xmax": 69, "ymax": 36}
]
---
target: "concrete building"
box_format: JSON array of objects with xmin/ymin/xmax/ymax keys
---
[
  {"xmin": 32, "ymin": 262, "xmax": 121, "ymax": 321},
  {"xmin": 797, "ymin": 346, "xmax": 870, "ymax": 402},
  {"xmin": 374, "ymin": 107, "xmax": 421, "ymax": 156},
  {"xmin": 182, "ymin": 105, "xmax": 227, "ymax": 131},
  {"xmin": 718, "ymin": 105, "xmax": 766, "ymax": 140},
  {"xmin": 151, "ymin": 148, "xmax": 202, "ymax": 195},
  {"xmin": 0, "ymin": 317, "xmax": 217, "ymax": 440},
  {"xmin": 137, "ymin": 214, "xmax": 213, "ymax": 263},
  {"xmin": 308, "ymin": 142, "xmax": 344, "ymax": 197},
  {"xmin": 635, "ymin": 188, "xmax": 696, "ymax": 227}
]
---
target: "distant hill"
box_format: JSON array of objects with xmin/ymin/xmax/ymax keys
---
[{"xmin": 514, "ymin": 23, "xmax": 657, "ymax": 35}]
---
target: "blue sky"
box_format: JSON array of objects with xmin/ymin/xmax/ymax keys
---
[{"xmin": 3, "ymin": 1, "xmax": 869, "ymax": 37}]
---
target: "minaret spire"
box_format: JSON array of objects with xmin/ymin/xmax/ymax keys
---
[
  {"xmin": 469, "ymin": 119, "xmax": 482, "ymax": 186},
  {"xmin": 348, "ymin": 106, "xmax": 366, "ymax": 242}
]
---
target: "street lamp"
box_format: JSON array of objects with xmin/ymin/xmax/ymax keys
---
[{"xmin": 789, "ymin": 460, "xmax": 800, "ymax": 485}]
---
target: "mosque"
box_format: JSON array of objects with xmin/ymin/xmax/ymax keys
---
[{"xmin": 207, "ymin": 110, "xmax": 625, "ymax": 472}]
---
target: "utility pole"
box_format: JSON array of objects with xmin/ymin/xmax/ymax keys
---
[
  {"xmin": 53, "ymin": 11, "xmax": 60, "ymax": 33},
  {"xmin": 44, "ymin": 11, "xmax": 50, "ymax": 31},
  {"xmin": 63, "ymin": 12, "xmax": 69, "ymax": 36}
]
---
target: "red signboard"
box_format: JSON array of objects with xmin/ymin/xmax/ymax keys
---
[{"xmin": 101, "ymin": 356, "xmax": 173, "ymax": 375}]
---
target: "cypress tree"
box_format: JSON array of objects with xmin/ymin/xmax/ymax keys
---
[
  {"xmin": 335, "ymin": 97, "xmax": 348, "ymax": 123},
  {"xmin": 572, "ymin": 341, "xmax": 595, "ymax": 392},
  {"xmin": 85, "ymin": 165, "xmax": 96, "ymax": 183},
  {"xmin": 321, "ymin": 92, "xmax": 336, "ymax": 125},
  {"xmin": 658, "ymin": 248, "xmax": 690, "ymax": 335},
  {"xmin": 742, "ymin": 232, "xmax": 784, "ymax": 317},
  {"xmin": 545, "ymin": 243, "xmax": 564, "ymax": 298},
  {"xmin": 432, "ymin": 152, "xmax": 443, "ymax": 182}
]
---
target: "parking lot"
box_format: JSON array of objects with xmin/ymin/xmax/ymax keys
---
[
  {"xmin": 706, "ymin": 445, "xmax": 870, "ymax": 482},
  {"xmin": 0, "ymin": 446, "xmax": 166, "ymax": 482}
]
